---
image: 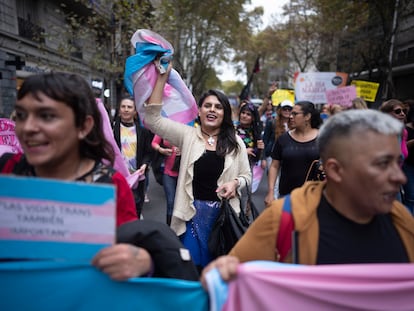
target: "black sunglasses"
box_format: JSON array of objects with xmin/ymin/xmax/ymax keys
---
[
  {"xmin": 393, "ymin": 108, "xmax": 407, "ymax": 115},
  {"xmin": 282, "ymin": 106, "xmax": 293, "ymax": 111}
]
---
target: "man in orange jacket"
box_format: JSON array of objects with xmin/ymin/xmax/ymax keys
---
[{"xmin": 201, "ymin": 109, "xmax": 414, "ymax": 286}]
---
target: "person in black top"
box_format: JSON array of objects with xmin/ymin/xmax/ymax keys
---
[{"xmin": 265, "ymin": 101, "xmax": 322, "ymax": 204}]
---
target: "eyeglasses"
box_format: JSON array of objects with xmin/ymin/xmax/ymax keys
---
[
  {"xmin": 282, "ymin": 106, "xmax": 292, "ymax": 111},
  {"xmin": 290, "ymin": 111, "xmax": 303, "ymax": 117},
  {"xmin": 393, "ymin": 108, "xmax": 407, "ymax": 115}
]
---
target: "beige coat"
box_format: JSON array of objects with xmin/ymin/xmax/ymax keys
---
[{"xmin": 145, "ymin": 104, "xmax": 252, "ymax": 235}]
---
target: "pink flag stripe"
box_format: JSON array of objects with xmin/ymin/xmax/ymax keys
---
[{"xmin": 223, "ymin": 262, "xmax": 414, "ymax": 311}]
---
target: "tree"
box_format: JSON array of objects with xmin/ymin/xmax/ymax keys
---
[{"xmin": 151, "ymin": 0, "xmax": 260, "ymax": 99}]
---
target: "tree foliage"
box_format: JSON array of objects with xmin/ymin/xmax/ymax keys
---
[
  {"xmin": 151, "ymin": 0, "xmax": 260, "ymax": 99},
  {"xmin": 41, "ymin": 0, "xmax": 411, "ymax": 103}
]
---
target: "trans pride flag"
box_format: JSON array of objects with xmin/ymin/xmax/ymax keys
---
[
  {"xmin": 124, "ymin": 29, "xmax": 198, "ymax": 126},
  {"xmin": 206, "ymin": 261, "xmax": 414, "ymax": 311}
]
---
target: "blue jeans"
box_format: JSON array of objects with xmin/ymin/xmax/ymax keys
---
[
  {"xmin": 163, "ymin": 174, "xmax": 178, "ymax": 224},
  {"xmin": 402, "ymin": 163, "xmax": 414, "ymax": 214}
]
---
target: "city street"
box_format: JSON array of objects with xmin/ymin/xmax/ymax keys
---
[{"xmin": 142, "ymin": 168, "xmax": 269, "ymax": 223}]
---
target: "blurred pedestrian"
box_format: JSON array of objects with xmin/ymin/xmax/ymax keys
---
[
  {"xmin": 152, "ymin": 135, "xmax": 181, "ymax": 225},
  {"xmin": 113, "ymin": 97, "xmax": 154, "ymax": 217},
  {"xmin": 265, "ymin": 101, "xmax": 322, "ymax": 205}
]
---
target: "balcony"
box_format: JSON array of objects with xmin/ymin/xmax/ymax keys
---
[{"xmin": 17, "ymin": 17, "xmax": 45, "ymax": 44}]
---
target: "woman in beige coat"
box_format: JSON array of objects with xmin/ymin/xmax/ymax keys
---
[{"xmin": 145, "ymin": 61, "xmax": 251, "ymax": 270}]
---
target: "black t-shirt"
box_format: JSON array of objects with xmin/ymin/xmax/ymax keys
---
[
  {"xmin": 405, "ymin": 126, "xmax": 414, "ymax": 166},
  {"xmin": 271, "ymin": 132, "xmax": 319, "ymax": 195},
  {"xmin": 192, "ymin": 150, "xmax": 224, "ymax": 201},
  {"xmin": 316, "ymin": 195, "xmax": 409, "ymax": 264}
]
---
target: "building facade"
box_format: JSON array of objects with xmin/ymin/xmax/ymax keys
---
[{"xmin": 0, "ymin": 0, "xmax": 116, "ymax": 117}]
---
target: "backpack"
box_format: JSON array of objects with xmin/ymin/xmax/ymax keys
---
[{"xmin": 0, "ymin": 153, "xmax": 24, "ymax": 174}]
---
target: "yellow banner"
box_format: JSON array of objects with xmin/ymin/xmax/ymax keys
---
[
  {"xmin": 350, "ymin": 80, "xmax": 380, "ymax": 102},
  {"xmin": 271, "ymin": 89, "xmax": 295, "ymax": 106}
]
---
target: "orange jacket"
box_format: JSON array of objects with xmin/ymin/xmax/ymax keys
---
[{"xmin": 230, "ymin": 181, "xmax": 414, "ymax": 264}]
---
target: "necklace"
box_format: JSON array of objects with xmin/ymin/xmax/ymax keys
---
[{"xmin": 201, "ymin": 129, "xmax": 219, "ymax": 146}]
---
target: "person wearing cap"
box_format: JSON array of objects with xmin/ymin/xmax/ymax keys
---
[{"xmin": 265, "ymin": 101, "xmax": 322, "ymax": 205}]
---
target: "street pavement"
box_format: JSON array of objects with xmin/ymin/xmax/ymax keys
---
[{"xmin": 142, "ymin": 168, "xmax": 269, "ymax": 223}]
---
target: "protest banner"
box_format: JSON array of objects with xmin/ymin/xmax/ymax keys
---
[
  {"xmin": 0, "ymin": 118, "xmax": 22, "ymax": 156},
  {"xmin": 294, "ymin": 72, "xmax": 348, "ymax": 103},
  {"xmin": 325, "ymin": 85, "xmax": 357, "ymax": 107},
  {"xmin": 0, "ymin": 261, "xmax": 208, "ymax": 311},
  {"xmin": 0, "ymin": 176, "xmax": 116, "ymax": 260},
  {"xmin": 0, "ymin": 176, "xmax": 209, "ymax": 311},
  {"xmin": 207, "ymin": 261, "xmax": 414, "ymax": 311},
  {"xmin": 351, "ymin": 80, "xmax": 380, "ymax": 102}
]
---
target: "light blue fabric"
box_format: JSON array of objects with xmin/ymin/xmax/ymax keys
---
[
  {"xmin": 205, "ymin": 261, "xmax": 301, "ymax": 311},
  {"xmin": 206, "ymin": 268, "xmax": 229, "ymax": 311},
  {"xmin": 0, "ymin": 261, "xmax": 208, "ymax": 311},
  {"xmin": 124, "ymin": 42, "xmax": 172, "ymax": 94}
]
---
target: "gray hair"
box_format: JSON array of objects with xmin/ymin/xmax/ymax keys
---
[{"xmin": 318, "ymin": 109, "xmax": 403, "ymax": 157}]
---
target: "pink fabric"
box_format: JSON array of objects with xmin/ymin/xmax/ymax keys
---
[
  {"xmin": 0, "ymin": 118, "xmax": 22, "ymax": 157},
  {"xmin": 402, "ymin": 128, "xmax": 408, "ymax": 161},
  {"xmin": 223, "ymin": 262, "xmax": 414, "ymax": 311},
  {"xmin": 151, "ymin": 135, "xmax": 179, "ymax": 177},
  {"xmin": 251, "ymin": 162, "xmax": 264, "ymax": 193},
  {"xmin": 128, "ymin": 29, "xmax": 198, "ymax": 126},
  {"xmin": 96, "ymin": 99, "xmax": 143, "ymax": 189}
]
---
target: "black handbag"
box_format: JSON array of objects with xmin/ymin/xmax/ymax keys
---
[
  {"xmin": 208, "ymin": 199, "xmax": 249, "ymax": 258},
  {"xmin": 240, "ymin": 176, "xmax": 260, "ymax": 224},
  {"xmin": 245, "ymin": 189, "xmax": 260, "ymax": 224},
  {"xmin": 171, "ymin": 155, "xmax": 181, "ymax": 172},
  {"xmin": 151, "ymin": 151, "xmax": 165, "ymax": 185}
]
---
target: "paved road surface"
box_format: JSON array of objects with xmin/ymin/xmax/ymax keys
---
[{"xmin": 142, "ymin": 168, "xmax": 269, "ymax": 223}]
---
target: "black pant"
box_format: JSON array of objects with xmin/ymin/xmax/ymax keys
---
[{"xmin": 133, "ymin": 180, "xmax": 145, "ymax": 217}]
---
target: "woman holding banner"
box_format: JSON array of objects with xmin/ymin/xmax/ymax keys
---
[{"xmin": 0, "ymin": 72, "xmax": 199, "ymax": 281}]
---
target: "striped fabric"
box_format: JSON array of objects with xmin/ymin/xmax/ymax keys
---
[{"xmin": 124, "ymin": 29, "xmax": 198, "ymax": 126}]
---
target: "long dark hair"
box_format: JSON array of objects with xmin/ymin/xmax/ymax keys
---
[
  {"xmin": 197, "ymin": 89, "xmax": 239, "ymax": 156},
  {"xmin": 17, "ymin": 72, "xmax": 115, "ymax": 164},
  {"xmin": 239, "ymin": 101, "xmax": 262, "ymax": 145}
]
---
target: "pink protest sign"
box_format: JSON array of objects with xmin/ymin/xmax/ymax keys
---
[
  {"xmin": 325, "ymin": 85, "xmax": 357, "ymax": 107},
  {"xmin": 0, "ymin": 118, "xmax": 22, "ymax": 156}
]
